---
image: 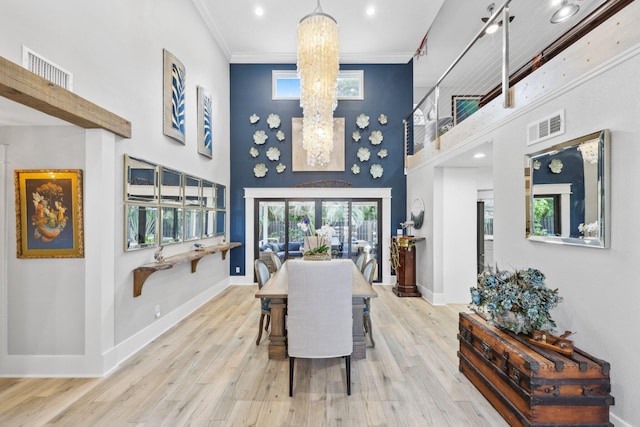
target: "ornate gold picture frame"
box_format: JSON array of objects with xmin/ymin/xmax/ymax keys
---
[{"xmin": 14, "ymin": 169, "xmax": 84, "ymax": 258}]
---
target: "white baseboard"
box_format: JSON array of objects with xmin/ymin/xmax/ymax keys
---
[
  {"xmin": 418, "ymin": 284, "xmax": 446, "ymax": 305},
  {"xmin": 0, "ymin": 277, "xmax": 231, "ymax": 377},
  {"xmin": 610, "ymin": 412, "xmax": 631, "ymax": 427}
]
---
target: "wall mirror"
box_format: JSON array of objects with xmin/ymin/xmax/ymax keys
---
[
  {"xmin": 124, "ymin": 154, "xmax": 227, "ymax": 251},
  {"xmin": 525, "ymin": 129, "xmax": 610, "ymax": 248}
]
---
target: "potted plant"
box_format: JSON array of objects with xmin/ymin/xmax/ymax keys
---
[{"xmin": 469, "ymin": 267, "xmax": 562, "ymax": 336}]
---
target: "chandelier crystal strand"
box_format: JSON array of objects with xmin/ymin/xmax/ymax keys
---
[{"xmin": 297, "ymin": 9, "xmax": 339, "ymax": 166}]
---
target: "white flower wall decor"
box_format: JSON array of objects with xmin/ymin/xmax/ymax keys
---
[
  {"xmin": 266, "ymin": 147, "xmax": 281, "ymax": 161},
  {"xmin": 276, "ymin": 163, "xmax": 286, "ymax": 173},
  {"xmin": 377, "ymin": 148, "xmax": 388, "ymax": 158},
  {"xmin": 253, "ymin": 130, "xmax": 268, "ymax": 145},
  {"xmin": 276, "ymin": 130, "xmax": 286, "ymax": 141},
  {"xmin": 249, "ymin": 147, "xmax": 259, "ymax": 158},
  {"xmin": 351, "ymin": 164, "xmax": 360, "ymax": 174},
  {"xmin": 356, "ymin": 113, "xmax": 370, "ymax": 129},
  {"xmin": 352, "ymin": 130, "xmax": 361, "ymax": 142},
  {"xmin": 369, "ymin": 130, "xmax": 383, "ymax": 145},
  {"xmin": 267, "ymin": 113, "xmax": 281, "ymax": 129},
  {"xmin": 370, "ymin": 164, "xmax": 383, "ymax": 178},
  {"xmin": 249, "ymin": 114, "xmax": 260, "ymax": 124},
  {"xmin": 253, "ymin": 163, "xmax": 268, "ymax": 177},
  {"xmin": 378, "ymin": 114, "xmax": 387, "ymax": 125},
  {"xmin": 357, "ymin": 147, "xmax": 371, "ymax": 162}
]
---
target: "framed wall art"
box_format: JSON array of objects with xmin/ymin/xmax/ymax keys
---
[
  {"xmin": 197, "ymin": 85, "xmax": 213, "ymax": 158},
  {"xmin": 452, "ymin": 95, "xmax": 481, "ymax": 125},
  {"xmin": 163, "ymin": 49, "xmax": 186, "ymax": 144},
  {"xmin": 291, "ymin": 117, "xmax": 345, "ymax": 172},
  {"xmin": 14, "ymin": 169, "xmax": 84, "ymax": 258}
]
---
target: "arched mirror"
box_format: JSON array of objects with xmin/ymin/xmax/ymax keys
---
[{"xmin": 525, "ymin": 129, "xmax": 610, "ymax": 248}]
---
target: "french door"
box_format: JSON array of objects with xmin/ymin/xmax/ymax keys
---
[{"xmin": 256, "ymin": 198, "xmax": 381, "ymax": 281}]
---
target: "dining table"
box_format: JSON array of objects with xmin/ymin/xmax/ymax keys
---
[{"xmin": 255, "ymin": 259, "xmax": 378, "ymax": 360}]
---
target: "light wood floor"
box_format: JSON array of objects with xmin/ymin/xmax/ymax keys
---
[{"xmin": 0, "ymin": 285, "xmax": 508, "ymax": 427}]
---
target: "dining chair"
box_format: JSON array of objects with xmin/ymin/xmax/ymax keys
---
[
  {"xmin": 354, "ymin": 251, "xmax": 367, "ymax": 272},
  {"xmin": 362, "ymin": 258, "xmax": 377, "ymax": 348},
  {"xmin": 287, "ymin": 259, "xmax": 353, "ymax": 396},
  {"xmin": 269, "ymin": 251, "xmax": 282, "ymax": 272},
  {"xmin": 254, "ymin": 259, "xmax": 271, "ymax": 345}
]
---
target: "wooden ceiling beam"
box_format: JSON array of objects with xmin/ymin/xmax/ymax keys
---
[{"xmin": 0, "ymin": 55, "xmax": 131, "ymax": 138}]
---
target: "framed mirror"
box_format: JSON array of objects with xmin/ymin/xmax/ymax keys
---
[
  {"xmin": 126, "ymin": 156, "xmax": 158, "ymax": 202},
  {"xmin": 525, "ymin": 129, "xmax": 610, "ymax": 248},
  {"xmin": 126, "ymin": 205, "xmax": 158, "ymax": 250}
]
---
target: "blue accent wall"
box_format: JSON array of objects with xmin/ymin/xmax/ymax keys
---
[{"xmin": 229, "ymin": 62, "xmax": 413, "ymax": 275}]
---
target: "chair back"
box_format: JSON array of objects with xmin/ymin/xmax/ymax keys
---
[
  {"xmin": 269, "ymin": 252, "xmax": 282, "ymax": 271},
  {"xmin": 254, "ymin": 259, "xmax": 271, "ymax": 290},
  {"xmin": 287, "ymin": 259, "xmax": 353, "ymax": 358},
  {"xmin": 355, "ymin": 252, "xmax": 367, "ymax": 272},
  {"xmin": 362, "ymin": 258, "xmax": 377, "ymax": 284}
]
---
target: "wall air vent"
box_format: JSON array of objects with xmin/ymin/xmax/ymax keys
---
[
  {"xmin": 22, "ymin": 46, "xmax": 73, "ymax": 91},
  {"xmin": 527, "ymin": 110, "xmax": 564, "ymax": 145}
]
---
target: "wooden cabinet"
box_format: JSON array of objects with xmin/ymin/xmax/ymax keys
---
[
  {"xmin": 458, "ymin": 312, "xmax": 614, "ymax": 426},
  {"xmin": 391, "ymin": 236, "xmax": 423, "ymax": 297}
]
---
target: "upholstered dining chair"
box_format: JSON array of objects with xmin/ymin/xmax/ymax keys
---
[
  {"xmin": 354, "ymin": 251, "xmax": 367, "ymax": 273},
  {"xmin": 287, "ymin": 259, "xmax": 353, "ymax": 396},
  {"xmin": 254, "ymin": 259, "xmax": 271, "ymax": 345},
  {"xmin": 362, "ymin": 258, "xmax": 377, "ymax": 348},
  {"xmin": 269, "ymin": 251, "xmax": 282, "ymax": 272}
]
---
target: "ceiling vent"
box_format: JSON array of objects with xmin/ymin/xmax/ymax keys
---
[
  {"xmin": 22, "ymin": 46, "xmax": 73, "ymax": 91},
  {"xmin": 527, "ymin": 110, "xmax": 564, "ymax": 145}
]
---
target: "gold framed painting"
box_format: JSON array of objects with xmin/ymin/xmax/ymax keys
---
[{"xmin": 14, "ymin": 169, "xmax": 84, "ymax": 258}]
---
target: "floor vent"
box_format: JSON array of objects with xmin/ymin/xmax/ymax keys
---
[
  {"xmin": 22, "ymin": 46, "xmax": 73, "ymax": 91},
  {"xmin": 527, "ymin": 110, "xmax": 564, "ymax": 145}
]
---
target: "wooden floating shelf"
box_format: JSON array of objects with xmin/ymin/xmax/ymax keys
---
[{"xmin": 133, "ymin": 242, "xmax": 241, "ymax": 297}]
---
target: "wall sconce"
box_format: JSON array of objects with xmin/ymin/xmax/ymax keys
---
[{"xmin": 550, "ymin": 0, "xmax": 580, "ymax": 24}]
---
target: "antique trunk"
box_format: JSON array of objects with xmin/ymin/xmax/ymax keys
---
[{"xmin": 458, "ymin": 312, "xmax": 614, "ymax": 427}]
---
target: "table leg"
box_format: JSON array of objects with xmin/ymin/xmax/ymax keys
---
[
  {"xmin": 267, "ymin": 297, "xmax": 287, "ymax": 359},
  {"xmin": 352, "ymin": 297, "xmax": 367, "ymax": 359}
]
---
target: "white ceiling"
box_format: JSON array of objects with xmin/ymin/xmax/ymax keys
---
[{"xmin": 1, "ymin": 0, "xmax": 607, "ymax": 168}]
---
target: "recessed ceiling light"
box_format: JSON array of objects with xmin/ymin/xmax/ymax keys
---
[
  {"xmin": 366, "ymin": 6, "xmax": 376, "ymax": 16},
  {"xmin": 255, "ymin": 6, "xmax": 264, "ymax": 17},
  {"xmin": 473, "ymin": 153, "xmax": 486, "ymax": 159}
]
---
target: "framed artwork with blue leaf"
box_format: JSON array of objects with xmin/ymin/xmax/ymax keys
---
[
  {"xmin": 163, "ymin": 49, "xmax": 186, "ymax": 144},
  {"xmin": 452, "ymin": 95, "xmax": 481, "ymax": 126},
  {"xmin": 197, "ymin": 85, "xmax": 213, "ymax": 158}
]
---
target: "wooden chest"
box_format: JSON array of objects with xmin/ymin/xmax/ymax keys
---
[{"xmin": 458, "ymin": 312, "xmax": 614, "ymax": 426}]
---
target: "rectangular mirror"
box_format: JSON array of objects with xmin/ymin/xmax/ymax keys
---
[
  {"xmin": 525, "ymin": 129, "xmax": 610, "ymax": 248},
  {"xmin": 126, "ymin": 156, "xmax": 158, "ymax": 202},
  {"xmin": 160, "ymin": 167, "xmax": 183, "ymax": 205},
  {"xmin": 202, "ymin": 180, "xmax": 215, "ymax": 208},
  {"xmin": 184, "ymin": 175, "xmax": 201, "ymax": 207},
  {"xmin": 161, "ymin": 207, "xmax": 183, "ymax": 245},
  {"xmin": 126, "ymin": 205, "xmax": 158, "ymax": 250},
  {"xmin": 203, "ymin": 209, "xmax": 216, "ymax": 238},
  {"xmin": 184, "ymin": 208, "xmax": 202, "ymax": 241}
]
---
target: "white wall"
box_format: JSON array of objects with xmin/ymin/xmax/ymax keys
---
[
  {"xmin": 0, "ymin": 0, "xmax": 232, "ymax": 376},
  {"xmin": 407, "ymin": 3, "xmax": 640, "ymax": 425}
]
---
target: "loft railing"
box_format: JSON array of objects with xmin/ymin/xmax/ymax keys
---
[
  {"xmin": 403, "ymin": 0, "xmax": 632, "ymax": 172},
  {"xmin": 403, "ymin": 0, "xmax": 512, "ymax": 172}
]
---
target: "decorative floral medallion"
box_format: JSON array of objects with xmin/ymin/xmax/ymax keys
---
[
  {"xmin": 377, "ymin": 148, "xmax": 388, "ymax": 158},
  {"xmin": 369, "ymin": 130, "xmax": 383, "ymax": 145},
  {"xmin": 549, "ymin": 158, "xmax": 563, "ymax": 174},
  {"xmin": 276, "ymin": 130, "xmax": 286, "ymax": 141},
  {"xmin": 351, "ymin": 164, "xmax": 360, "ymax": 174},
  {"xmin": 356, "ymin": 113, "xmax": 370, "ymax": 129},
  {"xmin": 266, "ymin": 146, "xmax": 281, "ymax": 161},
  {"xmin": 253, "ymin": 130, "xmax": 268, "ymax": 145},
  {"xmin": 249, "ymin": 114, "xmax": 260, "ymax": 124},
  {"xmin": 378, "ymin": 114, "xmax": 388, "ymax": 125},
  {"xmin": 352, "ymin": 130, "xmax": 361, "ymax": 142},
  {"xmin": 267, "ymin": 113, "xmax": 281, "ymax": 129},
  {"xmin": 357, "ymin": 147, "xmax": 371, "ymax": 162},
  {"xmin": 249, "ymin": 147, "xmax": 259, "ymax": 158},
  {"xmin": 276, "ymin": 163, "xmax": 286, "ymax": 173},
  {"xmin": 253, "ymin": 163, "xmax": 268, "ymax": 177},
  {"xmin": 370, "ymin": 164, "xmax": 383, "ymax": 178}
]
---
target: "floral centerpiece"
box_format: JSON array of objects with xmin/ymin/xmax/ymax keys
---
[
  {"xmin": 298, "ymin": 217, "xmax": 335, "ymax": 259},
  {"xmin": 469, "ymin": 267, "xmax": 562, "ymax": 335}
]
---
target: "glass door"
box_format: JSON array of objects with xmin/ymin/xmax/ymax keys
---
[{"xmin": 255, "ymin": 198, "xmax": 381, "ymax": 281}]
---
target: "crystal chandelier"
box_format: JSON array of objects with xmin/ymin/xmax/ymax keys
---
[{"xmin": 297, "ymin": 0, "xmax": 339, "ymax": 167}]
